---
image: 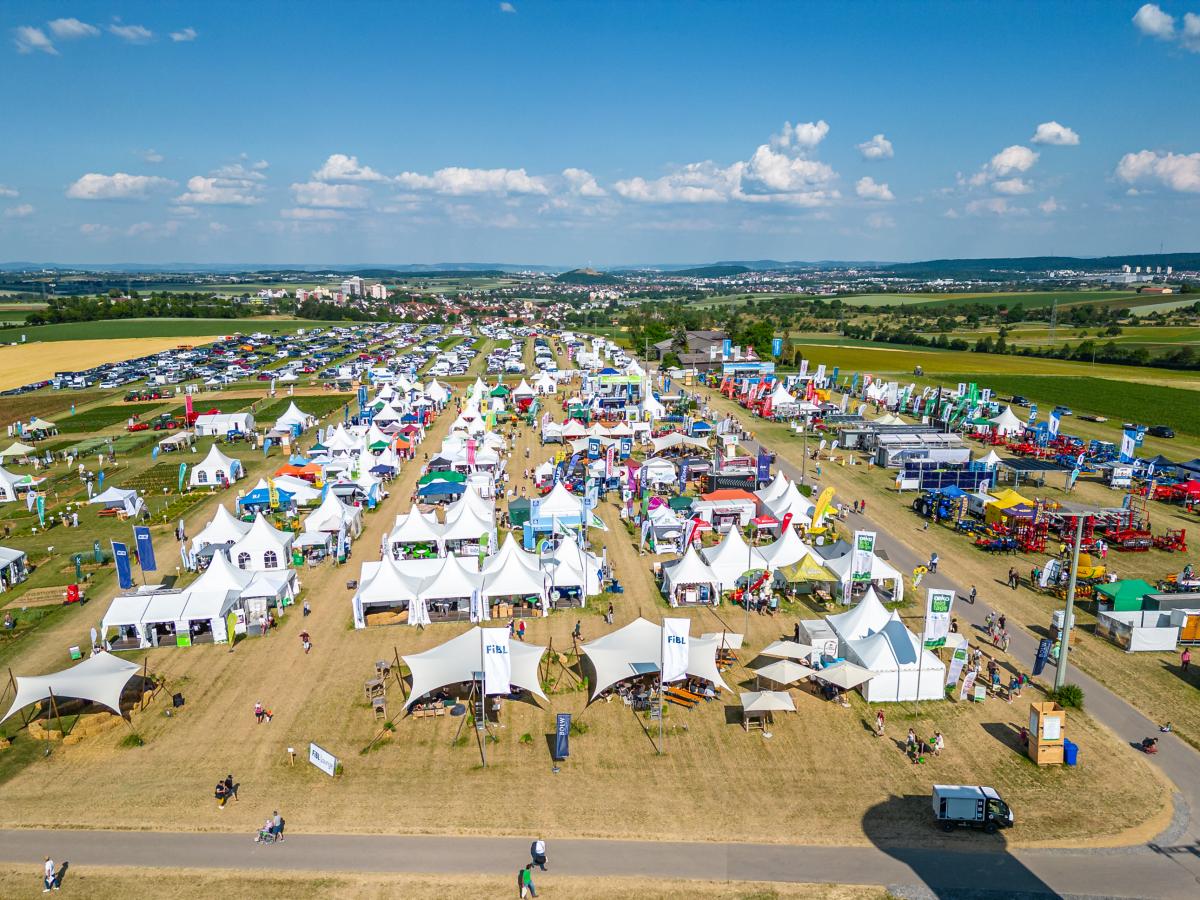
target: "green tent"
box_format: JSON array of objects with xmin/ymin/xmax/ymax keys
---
[
  {"xmin": 419, "ymin": 470, "xmax": 467, "ymax": 485},
  {"xmin": 1095, "ymin": 579, "xmax": 1156, "ymax": 612},
  {"xmin": 490, "ymin": 384, "xmax": 511, "ymax": 397},
  {"xmin": 667, "ymin": 496, "xmax": 695, "ymax": 512},
  {"xmin": 508, "ymin": 497, "xmax": 532, "ymax": 527}
]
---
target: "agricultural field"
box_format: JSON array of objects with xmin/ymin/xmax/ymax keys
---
[
  {"xmin": 255, "ymin": 393, "xmax": 355, "ymax": 423},
  {"xmin": 842, "ymin": 291, "xmax": 1144, "ymax": 310},
  {"xmin": 954, "ymin": 324, "xmax": 1200, "ymax": 352},
  {"xmin": 55, "ymin": 403, "xmax": 167, "ymax": 433},
  {"xmin": 0, "ymin": 317, "xmax": 328, "ymax": 343}
]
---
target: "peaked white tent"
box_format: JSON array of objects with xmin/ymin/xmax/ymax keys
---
[
  {"xmin": 759, "ymin": 526, "xmax": 812, "ymax": 569},
  {"xmin": 304, "ymin": 491, "xmax": 363, "ymax": 537},
  {"xmin": 978, "ymin": 449, "xmax": 1003, "ymax": 469},
  {"xmin": 1, "ymin": 652, "xmax": 142, "ymax": 724},
  {"xmin": 755, "ymin": 471, "xmax": 791, "ymax": 506},
  {"xmin": 824, "ymin": 549, "xmax": 906, "ymax": 604},
  {"xmin": 827, "ymin": 587, "xmax": 891, "ymax": 645},
  {"xmin": 352, "ymin": 556, "xmax": 422, "ymax": 628},
  {"xmin": 273, "ymin": 401, "xmax": 313, "ymax": 433},
  {"xmin": 580, "ymin": 617, "xmax": 729, "ymax": 701},
  {"xmin": 989, "ymin": 406, "xmax": 1024, "ymax": 437},
  {"xmin": 538, "ymin": 482, "xmax": 584, "ymax": 519},
  {"xmin": 191, "ymin": 504, "xmax": 251, "ymax": 552},
  {"xmin": 388, "ymin": 507, "xmax": 444, "ymax": 555},
  {"xmin": 701, "ymin": 527, "xmax": 768, "ymax": 591},
  {"xmin": 190, "ymin": 444, "xmax": 242, "ymax": 489},
  {"xmin": 843, "ymin": 612, "xmax": 945, "ymax": 702},
  {"xmin": 440, "ymin": 500, "xmax": 494, "ymax": 551},
  {"xmin": 767, "ymin": 482, "xmax": 816, "ymax": 526},
  {"xmin": 481, "ymin": 533, "xmax": 540, "ymax": 577},
  {"xmin": 402, "ymin": 627, "xmax": 547, "ymax": 708},
  {"xmin": 660, "ymin": 546, "xmax": 720, "ymax": 606},
  {"xmin": 230, "ymin": 513, "xmax": 293, "ymax": 571},
  {"xmin": 0, "ymin": 466, "xmax": 36, "ymax": 503},
  {"xmin": 544, "ymin": 541, "xmax": 603, "ymax": 600}
]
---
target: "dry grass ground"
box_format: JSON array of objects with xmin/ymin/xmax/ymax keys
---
[
  {"xmin": 0, "ymin": 338, "xmax": 226, "ymax": 391},
  {"xmin": 0, "ymin": 351, "xmax": 1170, "ymax": 849},
  {"xmin": 0, "ymin": 866, "xmax": 885, "ymax": 900},
  {"xmin": 692, "ymin": 379, "xmax": 1200, "ymax": 751}
]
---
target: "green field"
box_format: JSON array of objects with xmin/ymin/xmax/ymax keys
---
[
  {"xmin": 255, "ymin": 393, "xmax": 354, "ymax": 422},
  {"xmin": 56, "ymin": 402, "xmax": 166, "ymax": 433},
  {"xmin": 843, "ymin": 290, "xmax": 1143, "ymax": 309},
  {"xmin": 0, "ymin": 317, "xmax": 331, "ymax": 343}
]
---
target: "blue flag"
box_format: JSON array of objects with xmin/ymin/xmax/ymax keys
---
[
  {"xmin": 554, "ymin": 713, "xmax": 571, "ymax": 760},
  {"xmin": 112, "ymin": 541, "xmax": 134, "ymax": 590},
  {"xmin": 1033, "ymin": 638, "xmax": 1052, "ymax": 677},
  {"xmin": 97, "ymin": 470, "xmax": 105, "ymax": 491},
  {"xmin": 133, "ymin": 525, "xmax": 156, "ymax": 572}
]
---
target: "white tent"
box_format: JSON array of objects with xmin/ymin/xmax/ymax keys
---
[
  {"xmin": 273, "ymin": 401, "xmax": 313, "ymax": 433},
  {"xmin": 425, "ymin": 380, "xmax": 450, "ymax": 405},
  {"xmin": 641, "ymin": 394, "xmax": 666, "ymax": 421},
  {"xmin": 537, "ymin": 482, "xmax": 584, "ymax": 519},
  {"xmin": 440, "ymin": 500, "xmax": 494, "ymax": 550},
  {"xmin": 402, "ymin": 627, "xmax": 547, "ymax": 708},
  {"xmin": 88, "ymin": 486, "xmax": 144, "ymax": 517},
  {"xmin": 446, "ymin": 484, "xmax": 495, "ymax": 522},
  {"xmin": 650, "ymin": 432, "xmax": 709, "ymax": 455},
  {"xmin": 759, "ymin": 527, "xmax": 812, "ymax": 569},
  {"xmin": 1, "ymin": 652, "xmax": 142, "ymax": 724},
  {"xmin": 0, "ymin": 466, "xmax": 35, "ymax": 503},
  {"xmin": 481, "ymin": 533, "xmax": 540, "ymax": 577},
  {"xmin": 544, "ymin": 541, "xmax": 603, "ymax": 599},
  {"xmin": 0, "ymin": 441, "xmax": 35, "ymax": 461},
  {"xmin": 418, "ymin": 553, "xmax": 484, "ymax": 603},
  {"xmin": 388, "ymin": 507, "xmax": 444, "ymax": 554},
  {"xmin": 660, "ymin": 546, "xmax": 720, "ymax": 606},
  {"xmin": 978, "ymin": 449, "xmax": 1003, "ymax": 468},
  {"xmin": 352, "ymin": 556, "xmax": 423, "ymax": 628},
  {"xmin": 843, "ymin": 612, "xmax": 945, "ymax": 702},
  {"xmin": 482, "ymin": 551, "xmax": 547, "ymax": 605},
  {"xmin": 767, "ymin": 482, "xmax": 816, "ymax": 526},
  {"xmin": 740, "ymin": 690, "xmax": 796, "ymax": 713},
  {"xmin": 304, "ymin": 491, "xmax": 363, "ymax": 537},
  {"xmin": 755, "ymin": 471, "xmax": 791, "ymax": 506},
  {"xmin": 701, "ymin": 527, "xmax": 768, "ymax": 591},
  {"xmin": 229, "ymin": 513, "xmax": 293, "ymax": 571},
  {"xmin": 989, "ymin": 406, "xmax": 1024, "ymax": 437},
  {"xmin": 827, "ymin": 587, "xmax": 892, "ymax": 644},
  {"xmin": 190, "ymin": 444, "xmax": 242, "ymax": 489},
  {"xmin": 580, "ymin": 617, "xmax": 730, "ymax": 701},
  {"xmin": 824, "ymin": 549, "xmax": 906, "ymax": 604},
  {"xmin": 192, "ymin": 503, "xmax": 251, "ymax": 551},
  {"xmin": 270, "ymin": 475, "xmax": 323, "ymax": 505}
]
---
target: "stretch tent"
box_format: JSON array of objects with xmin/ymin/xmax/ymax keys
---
[
  {"xmin": 402, "ymin": 627, "xmax": 547, "ymax": 709},
  {"xmin": 1, "ymin": 652, "xmax": 142, "ymax": 724},
  {"xmin": 579, "ymin": 617, "xmax": 730, "ymax": 701}
]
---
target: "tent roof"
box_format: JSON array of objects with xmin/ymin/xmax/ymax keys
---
[
  {"xmin": 356, "ymin": 556, "xmax": 422, "ymax": 606},
  {"xmin": 441, "ymin": 500, "xmax": 494, "ymax": 543},
  {"xmin": 89, "ymin": 486, "xmax": 136, "ymax": 505},
  {"xmin": 538, "ymin": 482, "xmax": 584, "ymax": 518},
  {"xmin": 0, "ymin": 441, "xmax": 36, "ymax": 458},
  {"xmin": 481, "ymin": 533, "xmax": 540, "ymax": 577},
  {"xmin": 197, "ymin": 443, "xmax": 237, "ymax": 471},
  {"xmin": 1095, "ymin": 578, "xmax": 1156, "ymax": 604},
  {"xmin": 827, "ymin": 589, "xmax": 892, "ymax": 642},
  {"xmin": 1, "ymin": 652, "xmax": 142, "ymax": 724},
  {"xmin": 740, "ymin": 690, "xmax": 796, "ymax": 713},
  {"xmin": 304, "ymin": 491, "xmax": 362, "ymax": 533},
  {"xmin": 814, "ymin": 660, "xmax": 876, "ymax": 689},
  {"xmin": 754, "ymin": 659, "xmax": 814, "ymax": 685},
  {"xmin": 989, "ymin": 406, "xmax": 1024, "ymax": 433},
  {"xmin": 759, "ymin": 527, "xmax": 812, "ymax": 569},
  {"xmin": 389, "ymin": 507, "xmax": 443, "ymax": 545},
  {"xmin": 767, "ymin": 482, "xmax": 816, "ymax": 523},
  {"xmin": 755, "ymin": 471, "xmax": 791, "ymax": 505},
  {"xmin": 778, "ymin": 555, "xmax": 837, "ymax": 583},
  {"xmin": 580, "ymin": 617, "xmax": 730, "ymax": 700},
  {"xmin": 418, "ymin": 553, "xmax": 483, "ymax": 600},
  {"xmin": 701, "ymin": 527, "xmax": 767, "ymax": 588},
  {"xmin": 403, "ymin": 627, "xmax": 546, "ymax": 707},
  {"xmin": 193, "ymin": 503, "xmax": 252, "ymax": 547},
  {"xmin": 661, "ymin": 546, "xmax": 720, "ymax": 592},
  {"xmin": 845, "ymin": 613, "xmax": 944, "ymax": 674}
]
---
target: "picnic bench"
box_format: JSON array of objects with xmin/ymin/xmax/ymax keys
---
[{"xmin": 664, "ymin": 686, "xmax": 700, "ymax": 709}]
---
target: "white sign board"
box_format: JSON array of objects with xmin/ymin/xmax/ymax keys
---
[{"xmin": 309, "ymin": 741, "xmax": 338, "ymax": 777}]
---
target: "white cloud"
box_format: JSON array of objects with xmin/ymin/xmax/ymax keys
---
[
  {"xmin": 1184, "ymin": 12, "xmax": 1200, "ymax": 50},
  {"xmin": 208, "ymin": 222, "xmax": 228, "ymax": 233},
  {"xmin": 1031, "ymin": 121, "xmax": 1080, "ymax": 146},
  {"xmin": 771, "ymin": 120, "xmax": 830, "ymax": 152},
  {"xmin": 140, "ymin": 149, "xmax": 164, "ymax": 164},
  {"xmin": 1133, "ymin": 3, "xmax": 1176, "ymax": 39},
  {"xmin": 313, "ymin": 153, "xmax": 387, "ymax": 183},
  {"xmin": 169, "ymin": 205, "xmax": 198, "ymax": 217},
  {"xmin": 500, "ymin": 2, "xmax": 517, "ymax": 11},
  {"xmin": 992, "ymin": 177, "xmax": 1033, "ymax": 195},
  {"xmin": 562, "ymin": 167, "xmax": 606, "ymax": 197},
  {"xmin": 1116, "ymin": 149, "xmax": 1200, "ymax": 192},
  {"xmin": 108, "ymin": 23, "xmax": 154, "ymax": 44},
  {"xmin": 281, "ymin": 207, "xmax": 347, "ymax": 220},
  {"xmin": 1039, "ymin": 196, "xmax": 1062, "ymax": 214},
  {"xmin": 212, "ymin": 162, "xmax": 267, "ymax": 181},
  {"xmin": 738, "ymin": 145, "xmax": 838, "ymax": 204},
  {"xmin": 942, "ymin": 208, "xmax": 960, "ymax": 219},
  {"xmin": 966, "ymin": 197, "xmax": 1026, "ymax": 216},
  {"xmin": 395, "ymin": 166, "xmax": 549, "ymax": 196},
  {"xmin": 0, "ymin": 185, "xmax": 17, "ymax": 198},
  {"xmin": 14, "ymin": 26, "xmax": 57, "ymax": 55},
  {"xmin": 170, "ymin": 27, "xmax": 198, "ymax": 42},
  {"xmin": 989, "ymin": 145, "xmax": 1039, "ymax": 176},
  {"xmin": 855, "ymin": 176, "xmax": 894, "ymax": 201},
  {"xmin": 251, "ymin": 159, "xmax": 269, "ymax": 171},
  {"xmin": 80, "ymin": 223, "xmax": 110, "ymax": 237},
  {"xmin": 48, "ymin": 18, "xmax": 99, "ymax": 39},
  {"xmin": 67, "ymin": 172, "xmax": 174, "ymax": 200},
  {"xmin": 866, "ymin": 212, "xmax": 895, "ymax": 229},
  {"xmin": 176, "ymin": 175, "xmax": 262, "ymax": 206},
  {"xmin": 614, "ymin": 162, "xmax": 738, "ymax": 204},
  {"xmin": 857, "ymin": 133, "xmax": 894, "ymax": 160},
  {"xmin": 3, "ymin": 204, "xmax": 34, "ymax": 218},
  {"xmin": 290, "ymin": 181, "xmax": 370, "ymax": 208}
]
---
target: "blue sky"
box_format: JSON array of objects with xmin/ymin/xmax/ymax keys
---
[{"xmin": 2, "ymin": 1, "xmax": 1198, "ymax": 266}]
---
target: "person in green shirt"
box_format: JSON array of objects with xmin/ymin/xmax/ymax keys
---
[{"xmin": 519, "ymin": 863, "xmax": 538, "ymax": 898}]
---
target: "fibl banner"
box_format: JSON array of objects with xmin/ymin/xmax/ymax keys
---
[
  {"xmin": 661, "ymin": 617, "xmax": 690, "ymax": 684},
  {"xmin": 481, "ymin": 627, "xmax": 512, "ymax": 695}
]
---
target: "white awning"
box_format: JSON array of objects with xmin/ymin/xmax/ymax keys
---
[{"xmin": 1, "ymin": 652, "xmax": 142, "ymax": 724}]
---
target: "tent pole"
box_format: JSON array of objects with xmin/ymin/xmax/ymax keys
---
[
  {"xmin": 392, "ymin": 647, "xmax": 408, "ymax": 700},
  {"xmin": 48, "ymin": 688, "xmax": 64, "ymax": 740},
  {"xmin": 140, "ymin": 658, "xmax": 149, "ymax": 711}
]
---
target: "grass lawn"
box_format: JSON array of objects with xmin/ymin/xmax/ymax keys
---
[
  {"xmin": 56, "ymin": 403, "xmax": 167, "ymax": 433},
  {"xmin": 250, "ymin": 393, "xmax": 355, "ymax": 424},
  {"xmin": 840, "ymin": 291, "xmax": 1143, "ymax": 310},
  {"xmin": 0, "ymin": 318, "xmax": 329, "ymax": 343}
]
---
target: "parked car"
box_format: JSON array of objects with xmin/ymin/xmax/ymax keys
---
[
  {"xmin": 1079, "ymin": 414, "xmax": 1107, "ymax": 423},
  {"xmin": 1148, "ymin": 425, "xmax": 1176, "ymax": 439},
  {"xmin": 1009, "ymin": 395, "xmax": 1030, "ymax": 407},
  {"xmin": 1052, "ymin": 405, "xmax": 1072, "ymax": 416}
]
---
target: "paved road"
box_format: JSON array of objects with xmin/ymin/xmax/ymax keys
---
[{"xmin": 2, "ymin": 828, "xmax": 1199, "ymax": 898}]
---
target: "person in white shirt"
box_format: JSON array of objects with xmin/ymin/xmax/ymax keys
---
[{"xmin": 43, "ymin": 856, "xmax": 57, "ymax": 892}]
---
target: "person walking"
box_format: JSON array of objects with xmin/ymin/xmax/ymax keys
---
[
  {"xmin": 300, "ymin": 630, "xmax": 312, "ymax": 654},
  {"xmin": 254, "ymin": 701, "xmax": 265, "ymax": 724},
  {"xmin": 519, "ymin": 863, "xmax": 538, "ymax": 898},
  {"xmin": 1183, "ymin": 647, "xmax": 1192, "ymax": 673},
  {"xmin": 516, "ymin": 619, "xmax": 526, "ymax": 642},
  {"xmin": 271, "ymin": 810, "xmax": 284, "ymax": 842},
  {"xmin": 43, "ymin": 856, "xmax": 57, "ymax": 892},
  {"xmin": 224, "ymin": 774, "xmax": 239, "ymax": 803},
  {"xmin": 530, "ymin": 838, "xmax": 547, "ymax": 870},
  {"xmin": 875, "ymin": 709, "xmax": 886, "ymax": 737},
  {"xmin": 928, "ymin": 552, "xmax": 938, "ymax": 573},
  {"xmin": 968, "ymin": 585, "xmax": 977, "ymax": 605}
]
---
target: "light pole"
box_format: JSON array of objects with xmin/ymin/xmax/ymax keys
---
[{"xmin": 1054, "ymin": 515, "xmax": 1086, "ymax": 690}]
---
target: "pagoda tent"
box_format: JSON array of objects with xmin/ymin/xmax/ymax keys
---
[
  {"xmin": 416, "ymin": 553, "xmax": 485, "ymax": 618},
  {"xmin": 424, "ymin": 380, "xmax": 450, "ymax": 405},
  {"xmin": 387, "ymin": 507, "xmax": 444, "ymax": 557},
  {"xmin": 541, "ymin": 420, "xmax": 564, "ymax": 443},
  {"xmin": 777, "ymin": 555, "xmax": 838, "ymax": 587},
  {"xmin": 372, "ymin": 403, "xmax": 405, "ymax": 427},
  {"xmin": 560, "ymin": 419, "xmax": 588, "ymax": 440},
  {"xmin": 481, "ymin": 551, "xmax": 547, "ymax": 608},
  {"xmin": 544, "ymin": 541, "xmax": 603, "ymax": 600},
  {"xmin": 512, "ymin": 379, "xmax": 535, "ymax": 398},
  {"xmin": 660, "ymin": 546, "xmax": 721, "ymax": 606},
  {"xmin": 191, "ymin": 504, "xmax": 252, "ymax": 553},
  {"xmin": 755, "ymin": 471, "xmax": 791, "ymax": 507},
  {"xmin": 446, "ymin": 484, "xmax": 496, "ymax": 521},
  {"xmin": 767, "ymin": 482, "xmax": 816, "ymax": 527},
  {"xmin": 1, "ymin": 652, "xmax": 143, "ymax": 725},
  {"xmin": 304, "ymin": 491, "xmax": 363, "ymax": 538},
  {"xmin": 759, "ymin": 526, "xmax": 813, "ymax": 570},
  {"xmin": 272, "ymin": 401, "xmax": 313, "ymax": 433},
  {"xmin": 481, "ymin": 533, "xmax": 541, "ymax": 577},
  {"xmin": 766, "ymin": 383, "xmax": 800, "ymax": 417},
  {"xmin": 402, "ymin": 627, "xmax": 547, "ymax": 708},
  {"xmin": 537, "ymin": 482, "xmax": 584, "ymax": 520},
  {"xmin": 579, "ymin": 617, "xmax": 729, "ymax": 701},
  {"xmin": 440, "ymin": 500, "xmax": 495, "ymax": 555},
  {"xmin": 978, "ymin": 449, "xmax": 1003, "ymax": 469},
  {"xmin": 989, "ymin": 406, "xmax": 1024, "ymax": 437},
  {"xmin": 827, "ymin": 587, "xmax": 891, "ymax": 647},
  {"xmin": 843, "ymin": 612, "xmax": 945, "ymax": 702},
  {"xmin": 701, "ymin": 526, "xmax": 768, "ymax": 592},
  {"xmin": 324, "ymin": 425, "xmax": 364, "ymax": 458},
  {"xmin": 351, "ymin": 555, "xmax": 424, "ymax": 628},
  {"xmin": 365, "ymin": 422, "xmax": 392, "ymax": 452},
  {"xmin": 534, "ymin": 372, "xmax": 557, "ymax": 395},
  {"xmin": 822, "ymin": 547, "xmax": 905, "ymax": 604},
  {"xmin": 190, "ymin": 549, "xmax": 295, "ymax": 605},
  {"xmin": 641, "ymin": 394, "xmax": 667, "ymax": 421},
  {"xmin": 229, "ymin": 513, "xmax": 294, "ymax": 572}
]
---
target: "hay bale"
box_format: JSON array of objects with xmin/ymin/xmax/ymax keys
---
[{"xmin": 62, "ymin": 734, "xmax": 82, "ymax": 746}]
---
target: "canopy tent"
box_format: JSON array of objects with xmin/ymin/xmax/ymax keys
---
[
  {"xmin": 579, "ymin": 617, "xmax": 730, "ymax": 701},
  {"xmin": 440, "ymin": 499, "xmax": 495, "ymax": 550},
  {"xmin": 270, "ymin": 475, "xmax": 323, "ymax": 505},
  {"xmin": 814, "ymin": 660, "xmax": 876, "ymax": 690},
  {"xmin": 754, "ymin": 659, "xmax": 814, "ymax": 687},
  {"xmin": 0, "ymin": 466, "xmax": 38, "ymax": 503},
  {"xmin": 827, "ymin": 587, "xmax": 891, "ymax": 644},
  {"xmin": 481, "ymin": 551, "xmax": 547, "ymax": 605},
  {"xmin": 759, "ymin": 639, "xmax": 814, "ymax": 661},
  {"xmin": 989, "ymin": 406, "xmax": 1024, "ymax": 436},
  {"xmin": 823, "ymin": 546, "xmax": 906, "ymax": 604},
  {"xmin": 1, "ymin": 652, "xmax": 142, "ymax": 724},
  {"xmin": 0, "ymin": 442, "xmax": 36, "ymax": 461},
  {"xmin": 740, "ymin": 690, "xmax": 796, "ymax": 713},
  {"xmin": 778, "ymin": 555, "xmax": 838, "ymax": 585},
  {"xmin": 701, "ymin": 527, "xmax": 768, "ymax": 591},
  {"xmin": 402, "ymin": 627, "xmax": 547, "ymax": 708},
  {"xmin": 237, "ymin": 481, "xmax": 295, "ymax": 511},
  {"xmin": 189, "ymin": 550, "xmax": 295, "ymax": 603},
  {"xmin": 304, "ymin": 491, "xmax": 363, "ymax": 536},
  {"xmin": 984, "ymin": 488, "xmax": 1035, "ymax": 525},
  {"xmin": 229, "ymin": 513, "xmax": 293, "ymax": 571},
  {"xmin": 272, "ymin": 401, "xmax": 313, "ymax": 433},
  {"xmin": 978, "ymin": 449, "xmax": 1003, "ymax": 469},
  {"xmin": 192, "ymin": 503, "xmax": 252, "ymax": 551},
  {"xmin": 650, "ymin": 432, "xmax": 710, "ymax": 455},
  {"xmin": 352, "ymin": 555, "xmax": 422, "ymax": 627},
  {"xmin": 543, "ymin": 542, "xmax": 603, "ymax": 599},
  {"xmin": 659, "ymin": 546, "xmax": 721, "ymax": 606},
  {"xmin": 759, "ymin": 527, "xmax": 813, "ymax": 569},
  {"xmin": 843, "ymin": 612, "xmax": 945, "ymax": 702},
  {"xmin": 1095, "ymin": 578, "xmax": 1157, "ymax": 613},
  {"xmin": 537, "ymin": 482, "xmax": 585, "ymax": 519}
]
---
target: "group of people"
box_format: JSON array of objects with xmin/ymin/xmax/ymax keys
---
[{"xmin": 214, "ymin": 774, "xmax": 239, "ymax": 808}]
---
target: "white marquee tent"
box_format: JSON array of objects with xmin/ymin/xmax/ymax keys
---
[
  {"xmin": 1, "ymin": 652, "xmax": 142, "ymax": 724},
  {"xmin": 402, "ymin": 627, "xmax": 547, "ymax": 708},
  {"xmin": 843, "ymin": 612, "xmax": 945, "ymax": 702},
  {"xmin": 580, "ymin": 617, "xmax": 729, "ymax": 701}
]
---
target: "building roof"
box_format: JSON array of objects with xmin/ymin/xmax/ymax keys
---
[{"xmin": 699, "ymin": 489, "xmax": 758, "ymax": 503}]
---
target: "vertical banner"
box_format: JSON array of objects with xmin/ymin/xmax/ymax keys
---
[
  {"xmin": 111, "ymin": 541, "xmax": 133, "ymax": 590},
  {"xmin": 133, "ymin": 525, "xmax": 157, "ymax": 572},
  {"xmin": 1033, "ymin": 638, "xmax": 1052, "ymax": 677},
  {"xmin": 924, "ymin": 588, "xmax": 954, "ymax": 647},
  {"xmin": 959, "ymin": 668, "xmax": 978, "ymax": 701},
  {"xmin": 184, "ymin": 394, "xmax": 194, "ymax": 422},
  {"xmin": 850, "ymin": 531, "xmax": 877, "ymax": 584},
  {"xmin": 481, "ymin": 627, "xmax": 512, "ymax": 695},
  {"xmin": 178, "ymin": 463, "xmax": 187, "ymax": 492},
  {"xmin": 1119, "ymin": 429, "xmax": 1137, "ymax": 463},
  {"xmin": 721, "ymin": 338, "xmax": 732, "ymax": 359},
  {"xmin": 93, "ymin": 539, "xmax": 103, "ymax": 564},
  {"xmin": 605, "ymin": 444, "xmax": 616, "ymax": 479},
  {"xmin": 755, "ymin": 449, "xmax": 771, "ymax": 483},
  {"xmin": 36, "ymin": 495, "xmax": 45, "ymax": 527},
  {"xmin": 945, "ymin": 646, "xmax": 968, "ymax": 686},
  {"xmin": 553, "ymin": 713, "xmax": 571, "ymax": 760},
  {"xmin": 587, "ymin": 436, "xmax": 600, "ymax": 459},
  {"xmin": 268, "ymin": 478, "xmax": 280, "ymax": 509},
  {"xmin": 771, "ymin": 337, "xmax": 783, "ymax": 357},
  {"xmin": 661, "ymin": 617, "xmax": 690, "ymax": 684},
  {"xmin": 466, "ymin": 438, "xmax": 477, "ymax": 468}
]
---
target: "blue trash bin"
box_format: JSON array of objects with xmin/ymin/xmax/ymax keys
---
[{"xmin": 1063, "ymin": 738, "xmax": 1078, "ymax": 766}]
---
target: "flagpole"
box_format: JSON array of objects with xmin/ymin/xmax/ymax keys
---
[
  {"xmin": 479, "ymin": 624, "xmax": 487, "ymax": 768},
  {"xmin": 658, "ymin": 618, "xmax": 664, "ymax": 756}
]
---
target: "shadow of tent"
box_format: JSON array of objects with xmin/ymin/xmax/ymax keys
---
[{"xmin": 862, "ymin": 794, "xmax": 1062, "ymax": 899}]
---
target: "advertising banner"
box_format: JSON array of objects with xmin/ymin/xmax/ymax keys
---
[
  {"xmin": 1033, "ymin": 638, "xmax": 1052, "ymax": 677},
  {"xmin": 111, "ymin": 541, "xmax": 133, "ymax": 590},
  {"xmin": 771, "ymin": 337, "xmax": 783, "ymax": 357},
  {"xmin": 309, "ymin": 742, "xmax": 338, "ymax": 777},
  {"xmin": 133, "ymin": 525, "xmax": 156, "ymax": 572},
  {"xmin": 924, "ymin": 588, "xmax": 954, "ymax": 647},
  {"xmin": 481, "ymin": 627, "xmax": 512, "ymax": 695},
  {"xmin": 553, "ymin": 713, "xmax": 571, "ymax": 760},
  {"xmin": 661, "ymin": 617, "xmax": 690, "ymax": 684},
  {"xmin": 850, "ymin": 531, "xmax": 877, "ymax": 584}
]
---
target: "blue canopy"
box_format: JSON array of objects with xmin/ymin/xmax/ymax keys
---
[
  {"xmin": 932, "ymin": 484, "xmax": 968, "ymax": 499},
  {"xmin": 417, "ymin": 481, "xmax": 464, "ymax": 497},
  {"xmin": 238, "ymin": 487, "xmax": 294, "ymax": 508},
  {"xmin": 369, "ymin": 464, "xmax": 395, "ymax": 475}
]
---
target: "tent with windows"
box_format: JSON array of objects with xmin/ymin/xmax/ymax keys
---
[
  {"xmin": 189, "ymin": 444, "xmax": 242, "ymax": 489},
  {"xmin": 191, "ymin": 503, "xmax": 252, "ymax": 553},
  {"xmin": 229, "ymin": 513, "xmax": 293, "ymax": 572},
  {"xmin": 701, "ymin": 527, "xmax": 768, "ymax": 592},
  {"xmin": 402, "ymin": 627, "xmax": 547, "ymax": 708},
  {"xmin": 843, "ymin": 612, "xmax": 945, "ymax": 702},
  {"xmin": 1, "ymin": 652, "xmax": 143, "ymax": 724},
  {"xmin": 579, "ymin": 617, "xmax": 730, "ymax": 701}
]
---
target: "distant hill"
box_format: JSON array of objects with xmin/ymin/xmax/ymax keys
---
[
  {"xmin": 669, "ymin": 264, "xmax": 751, "ymax": 278},
  {"xmin": 555, "ymin": 268, "xmax": 622, "ymax": 285}
]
